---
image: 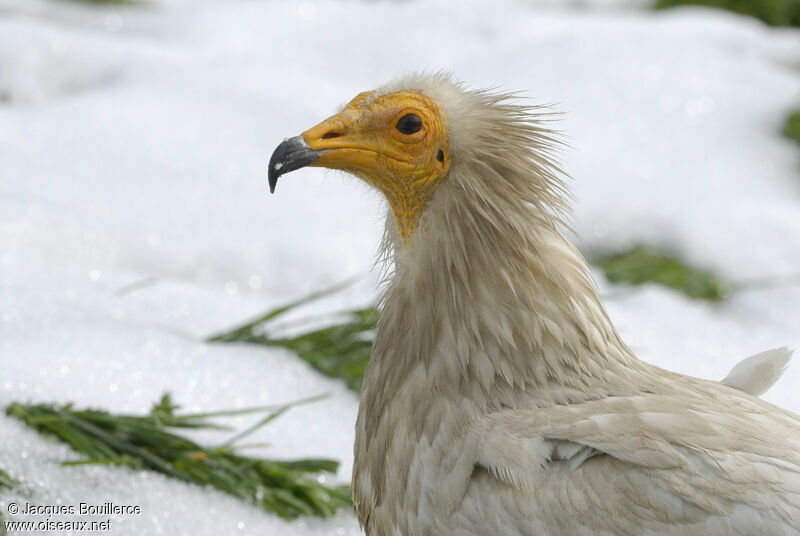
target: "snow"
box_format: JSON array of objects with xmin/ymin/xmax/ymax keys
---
[{"xmin": 1, "ymin": 0, "xmax": 799, "ymax": 534}]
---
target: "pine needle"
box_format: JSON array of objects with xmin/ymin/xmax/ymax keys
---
[
  {"xmin": 5, "ymin": 395, "xmax": 351, "ymax": 519},
  {"xmin": 0, "ymin": 467, "xmax": 16, "ymax": 529},
  {"xmin": 208, "ymin": 279, "xmax": 359, "ymax": 343},
  {"xmin": 0, "ymin": 468, "xmax": 14, "ymax": 490}
]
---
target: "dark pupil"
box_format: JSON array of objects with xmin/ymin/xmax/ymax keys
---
[{"xmin": 396, "ymin": 114, "xmax": 422, "ymax": 135}]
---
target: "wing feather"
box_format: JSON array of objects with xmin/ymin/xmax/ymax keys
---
[{"xmin": 462, "ymin": 391, "xmax": 800, "ymax": 534}]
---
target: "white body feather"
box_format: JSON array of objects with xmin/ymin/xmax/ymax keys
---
[{"xmin": 351, "ymin": 74, "xmax": 800, "ymax": 536}]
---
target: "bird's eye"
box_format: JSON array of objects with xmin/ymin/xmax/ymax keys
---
[{"xmin": 396, "ymin": 114, "xmax": 422, "ymax": 135}]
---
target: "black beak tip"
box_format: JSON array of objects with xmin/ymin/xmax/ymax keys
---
[
  {"xmin": 268, "ymin": 169, "xmax": 278, "ymax": 194},
  {"xmin": 267, "ymin": 148, "xmax": 284, "ymax": 194},
  {"xmin": 267, "ymin": 136, "xmax": 321, "ymax": 195}
]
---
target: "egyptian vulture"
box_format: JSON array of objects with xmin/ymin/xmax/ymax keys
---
[{"xmin": 268, "ymin": 73, "xmax": 800, "ymax": 536}]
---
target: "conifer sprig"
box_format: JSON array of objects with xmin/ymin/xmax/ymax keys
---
[{"xmin": 6, "ymin": 395, "xmax": 351, "ymax": 519}]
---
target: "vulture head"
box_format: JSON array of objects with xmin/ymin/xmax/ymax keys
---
[
  {"xmin": 269, "ymin": 72, "xmax": 568, "ymax": 249},
  {"xmin": 267, "ymin": 72, "xmax": 613, "ymax": 400},
  {"xmin": 267, "ymin": 71, "xmax": 614, "ymax": 411}
]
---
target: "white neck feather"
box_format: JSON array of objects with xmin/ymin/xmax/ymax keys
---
[{"xmin": 370, "ymin": 176, "xmax": 647, "ymax": 409}]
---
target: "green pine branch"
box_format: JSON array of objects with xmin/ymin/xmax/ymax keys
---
[
  {"xmin": 5, "ymin": 394, "xmax": 351, "ymax": 520},
  {"xmin": 209, "ymin": 281, "xmax": 376, "ymax": 393},
  {"xmin": 655, "ymin": 0, "xmax": 800, "ymax": 27},
  {"xmin": 784, "ymin": 107, "xmax": 800, "ymax": 145},
  {"xmin": 592, "ymin": 244, "xmax": 729, "ymax": 302}
]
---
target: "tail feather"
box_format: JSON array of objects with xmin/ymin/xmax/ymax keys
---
[{"xmin": 721, "ymin": 347, "xmax": 793, "ymax": 397}]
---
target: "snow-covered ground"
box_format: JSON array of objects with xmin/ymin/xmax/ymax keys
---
[{"xmin": 1, "ymin": 0, "xmax": 799, "ymax": 534}]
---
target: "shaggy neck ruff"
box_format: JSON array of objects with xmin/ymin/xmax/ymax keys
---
[
  {"xmin": 368, "ymin": 169, "xmax": 650, "ymax": 410},
  {"xmin": 362, "ymin": 75, "xmax": 652, "ymax": 416}
]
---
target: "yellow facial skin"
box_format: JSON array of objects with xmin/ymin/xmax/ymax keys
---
[{"xmin": 302, "ymin": 90, "xmax": 451, "ymax": 243}]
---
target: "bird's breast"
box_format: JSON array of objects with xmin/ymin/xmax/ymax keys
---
[{"xmin": 353, "ymin": 359, "xmax": 487, "ymax": 535}]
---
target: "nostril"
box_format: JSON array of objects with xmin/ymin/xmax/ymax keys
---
[{"xmin": 321, "ymin": 131, "xmax": 342, "ymax": 140}]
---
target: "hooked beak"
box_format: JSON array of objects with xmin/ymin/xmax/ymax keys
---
[{"xmin": 267, "ymin": 136, "xmax": 323, "ymax": 194}]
